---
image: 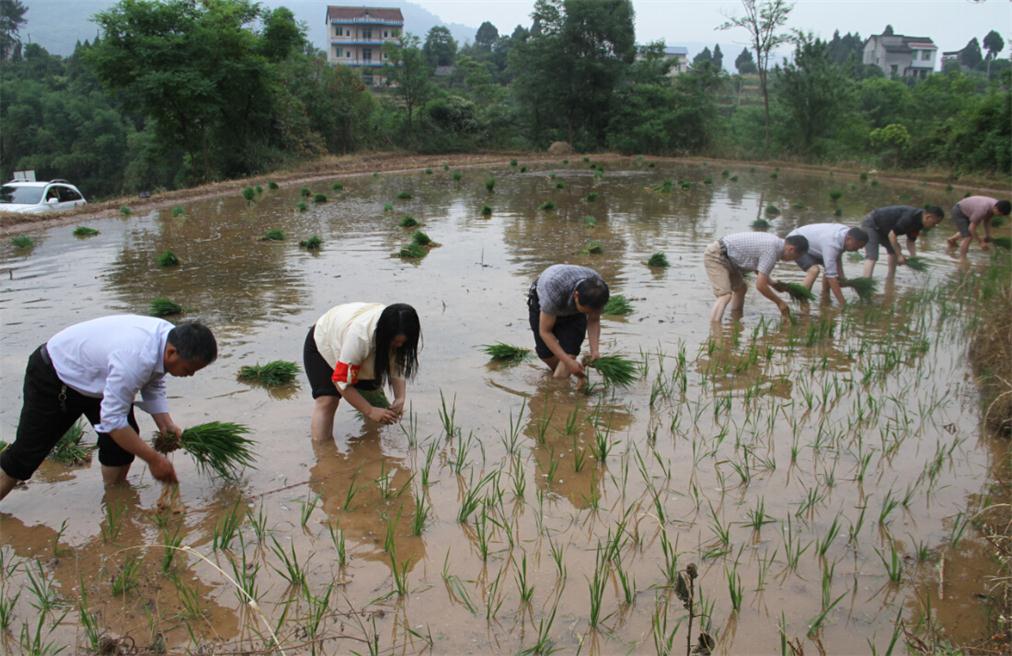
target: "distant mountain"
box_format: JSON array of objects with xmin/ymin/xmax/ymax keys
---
[{"xmin": 19, "ymin": 0, "xmax": 477, "ymax": 56}]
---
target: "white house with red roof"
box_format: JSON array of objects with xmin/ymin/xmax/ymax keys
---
[{"xmin": 326, "ymin": 6, "xmax": 404, "ymax": 85}]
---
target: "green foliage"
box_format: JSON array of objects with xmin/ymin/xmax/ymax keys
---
[
  {"xmin": 74, "ymin": 226, "xmax": 99, "ymax": 237},
  {"xmin": 411, "ymin": 230, "xmax": 432, "ymax": 246},
  {"xmin": 583, "ymin": 240, "xmax": 604, "ymax": 254},
  {"xmin": 171, "ymin": 206, "xmax": 185, "ymax": 217},
  {"xmin": 175, "ymin": 422, "xmax": 256, "ymax": 479},
  {"xmin": 783, "ymin": 282, "xmax": 815, "ymax": 302},
  {"xmin": 481, "ymin": 205, "xmax": 493, "ymax": 216},
  {"xmin": 603, "ymin": 294, "xmax": 633, "ymax": 315},
  {"xmin": 49, "ymin": 421, "xmax": 92, "ymax": 466},
  {"xmin": 262, "ymin": 229, "xmax": 285, "ymax": 241},
  {"xmin": 399, "ymin": 216, "xmax": 419, "ymax": 228},
  {"xmin": 647, "ymin": 252, "xmax": 669, "ymax": 268},
  {"xmin": 539, "ymin": 201, "xmax": 556, "ymax": 211},
  {"xmin": 157, "ymin": 250, "xmax": 179, "ymax": 267},
  {"xmin": 332, "ymin": 182, "xmax": 343, "ymax": 192},
  {"xmin": 481, "ymin": 343, "xmax": 530, "ymax": 365},
  {"xmin": 313, "ymin": 193, "xmax": 327, "ymax": 203},
  {"xmin": 299, "ymin": 235, "xmax": 322, "ymax": 250},
  {"xmin": 237, "ymin": 361, "xmax": 299, "ymax": 387},
  {"xmin": 11, "ymin": 235, "xmax": 34, "ymax": 248},
  {"xmin": 296, "ymin": 201, "xmax": 308, "ymax": 212},
  {"xmin": 150, "ymin": 298, "xmax": 183, "ymax": 317},
  {"xmin": 399, "ymin": 242, "xmax": 427, "ymax": 259},
  {"xmin": 242, "ymin": 187, "xmax": 256, "ymax": 203},
  {"xmin": 752, "ymin": 218, "xmax": 771, "ymax": 229},
  {"xmin": 589, "ymin": 355, "xmax": 639, "ymax": 387},
  {"xmin": 485, "ymin": 177, "xmax": 495, "ymax": 192}
]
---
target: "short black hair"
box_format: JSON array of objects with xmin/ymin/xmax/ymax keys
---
[
  {"xmin": 846, "ymin": 227, "xmax": 869, "ymax": 245},
  {"xmin": 575, "ymin": 276, "xmax": 610, "ymax": 310},
  {"xmin": 167, "ymin": 321, "xmax": 217, "ymax": 364},
  {"xmin": 923, "ymin": 205, "xmax": 944, "ymax": 219},
  {"xmin": 996, "ymin": 200, "xmax": 1011, "ymax": 215},
  {"xmin": 374, "ymin": 303, "xmax": 421, "ymax": 387},
  {"xmin": 784, "ymin": 234, "xmax": 809, "ymax": 254}
]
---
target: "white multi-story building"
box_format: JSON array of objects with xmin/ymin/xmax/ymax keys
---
[
  {"xmin": 326, "ymin": 6, "xmax": 404, "ymax": 85},
  {"xmin": 863, "ymin": 32, "xmax": 937, "ymax": 79}
]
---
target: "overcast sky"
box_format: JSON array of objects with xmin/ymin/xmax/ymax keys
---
[{"xmin": 413, "ymin": 0, "xmax": 1011, "ymax": 56}]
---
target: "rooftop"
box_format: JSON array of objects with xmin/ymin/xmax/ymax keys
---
[{"xmin": 326, "ymin": 6, "xmax": 404, "ymax": 23}]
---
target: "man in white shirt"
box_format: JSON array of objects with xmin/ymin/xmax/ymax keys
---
[
  {"xmin": 783, "ymin": 224, "xmax": 868, "ymax": 306},
  {"xmin": 0, "ymin": 315, "xmax": 217, "ymax": 502}
]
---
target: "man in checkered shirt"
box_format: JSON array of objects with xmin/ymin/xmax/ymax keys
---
[{"xmin": 703, "ymin": 232, "xmax": 808, "ymax": 322}]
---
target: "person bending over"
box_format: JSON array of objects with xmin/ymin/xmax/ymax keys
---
[
  {"xmin": 0, "ymin": 316, "xmax": 217, "ymax": 502},
  {"xmin": 861, "ymin": 205, "xmax": 944, "ymax": 277},
  {"xmin": 528, "ymin": 264, "xmax": 609, "ymax": 379},
  {"xmin": 304, "ymin": 303, "xmax": 420, "ymax": 442},
  {"xmin": 704, "ymin": 232, "xmax": 808, "ymax": 322},
  {"xmin": 784, "ymin": 224, "xmax": 868, "ymax": 306},
  {"xmin": 946, "ymin": 196, "xmax": 1011, "ymax": 258}
]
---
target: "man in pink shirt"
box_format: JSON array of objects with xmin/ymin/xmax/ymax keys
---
[{"xmin": 946, "ymin": 195, "xmax": 1011, "ymax": 258}]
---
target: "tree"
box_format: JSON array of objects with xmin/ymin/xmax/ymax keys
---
[
  {"xmin": 692, "ymin": 47, "xmax": 712, "ymax": 68},
  {"xmin": 384, "ymin": 36, "xmax": 433, "ymax": 131},
  {"xmin": 983, "ymin": 30, "xmax": 1004, "ymax": 77},
  {"xmin": 259, "ymin": 7, "xmax": 305, "ymax": 62},
  {"xmin": 720, "ymin": 0, "xmax": 793, "ymax": 152},
  {"xmin": 775, "ymin": 32, "xmax": 850, "ymax": 153},
  {"xmin": 712, "ymin": 44, "xmax": 724, "ymax": 71},
  {"xmin": 735, "ymin": 47, "xmax": 757, "ymax": 74},
  {"xmin": 475, "ymin": 21, "xmax": 499, "ymax": 51},
  {"xmin": 0, "ymin": 0, "xmax": 27, "ymax": 61},
  {"xmin": 423, "ymin": 26, "xmax": 457, "ymax": 68},
  {"xmin": 869, "ymin": 123, "xmax": 910, "ymax": 166},
  {"xmin": 959, "ymin": 37, "xmax": 983, "ymax": 70},
  {"xmin": 882, "ymin": 25, "xmax": 894, "ymax": 36}
]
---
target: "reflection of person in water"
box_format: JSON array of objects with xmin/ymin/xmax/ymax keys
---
[
  {"xmin": 1, "ymin": 316, "xmax": 217, "ymax": 502},
  {"xmin": 303, "ymin": 303, "xmax": 421, "ymax": 442},
  {"xmin": 309, "ymin": 430, "xmax": 425, "ymax": 569}
]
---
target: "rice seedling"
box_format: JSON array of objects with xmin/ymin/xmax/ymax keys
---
[
  {"xmin": 485, "ymin": 177, "xmax": 495, "ymax": 192},
  {"xmin": 510, "ymin": 159, "xmax": 518, "ymax": 167},
  {"xmin": 582, "ymin": 215, "xmax": 597, "ymax": 227},
  {"xmin": 299, "ymin": 235, "xmax": 322, "ymax": 250},
  {"xmin": 399, "ymin": 215, "xmax": 419, "ymax": 227},
  {"xmin": 806, "ymin": 592, "xmax": 846, "ymax": 638},
  {"xmin": 299, "ymin": 492, "xmax": 319, "ymax": 527},
  {"xmin": 752, "ymin": 218, "xmax": 770, "ymax": 229},
  {"xmin": 73, "ymin": 226, "xmax": 99, "ymax": 237},
  {"xmin": 154, "ymin": 421, "xmax": 256, "ymax": 479},
  {"xmin": 520, "ymin": 166, "xmax": 528, "ymax": 173},
  {"xmin": 603, "ymin": 294, "xmax": 633, "ymax": 315},
  {"xmin": 101, "ymin": 502, "xmax": 125, "ymax": 543},
  {"xmin": 149, "ymin": 297, "xmax": 183, "ymax": 317},
  {"xmin": 120, "ymin": 205, "xmax": 133, "ymax": 216},
  {"xmin": 269, "ymin": 535, "xmax": 307, "ymax": 588},
  {"xmin": 111, "ymin": 555, "xmax": 141, "ymax": 596},
  {"xmin": 212, "ymin": 503, "xmax": 243, "ymax": 551},
  {"xmin": 452, "ymin": 171, "xmax": 462, "ymax": 181},
  {"xmin": 679, "ymin": 180, "xmax": 692, "ymax": 190},
  {"xmin": 829, "ymin": 190, "xmax": 843, "ymax": 202},
  {"xmin": 48, "ymin": 420, "xmax": 92, "ymax": 465},
  {"xmin": 588, "ymin": 543, "xmax": 610, "ymax": 627},
  {"xmin": 228, "ymin": 537, "xmax": 261, "ymax": 605},
  {"xmin": 0, "ymin": 585, "xmax": 20, "ymax": 631},
  {"xmin": 268, "ymin": 181, "xmax": 279, "ymax": 190},
  {"xmin": 555, "ymin": 181, "xmax": 565, "ymax": 189},
  {"xmin": 397, "ymin": 191, "xmax": 413, "ymax": 200},
  {"xmin": 156, "ymin": 250, "xmax": 179, "ymax": 267},
  {"xmin": 539, "ymin": 200, "xmax": 556, "ymax": 211},
  {"xmin": 481, "ymin": 342, "xmax": 530, "ymax": 365},
  {"xmin": 328, "ymin": 522, "xmax": 348, "ymax": 567},
  {"xmin": 300, "ymin": 187, "xmax": 311, "ymax": 197},
  {"xmin": 458, "ymin": 472, "xmax": 493, "ymax": 523},
  {"xmin": 904, "ymin": 256, "xmax": 928, "ymax": 271},
  {"xmin": 11, "ymin": 235, "xmax": 33, "ymax": 248},
  {"xmin": 313, "ymin": 193, "xmax": 327, "ymax": 203},
  {"xmin": 764, "ymin": 204, "xmax": 780, "ymax": 216},
  {"xmin": 816, "ymin": 516, "xmax": 840, "ymax": 558},
  {"xmin": 411, "ymin": 230, "xmax": 432, "ymax": 246},
  {"xmin": 784, "ymin": 282, "xmax": 815, "ymax": 302},
  {"xmin": 842, "ymin": 276, "xmax": 878, "ymax": 301},
  {"xmin": 583, "ymin": 240, "xmax": 604, "ymax": 254},
  {"xmin": 261, "ymin": 228, "xmax": 285, "ymax": 241},
  {"xmin": 725, "ymin": 564, "xmax": 743, "ymax": 612},
  {"xmin": 588, "ymin": 355, "xmax": 639, "ymax": 387},
  {"xmin": 331, "ymin": 181, "xmax": 344, "ymax": 192},
  {"xmin": 586, "ymin": 192, "xmax": 598, "ymax": 202},
  {"xmin": 992, "ymin": 236, "xmax": 1011, "ymax": 249},
  {"xmin": 647, "ymin": 252, "xmax": 669, "ymax": 268},
  {"xmin": 746, "ymin": 496, "xmax": 774, "ymax": 530},
  {"xmin": 481, "ymin": 204, "xmax": 493, "ymax": 216},
  {"xmin": 296, "ymin": 201, "xmax": 308, "ymax": 212},
  {"xmin": 399, "ymin": 242, "xmax": 426, "ymax": 259},
  {"xmin": 241, "ymin": 187, "xmax": 255, "ymax": 203},
  {"xmin": 514, "ymin": 553, "xmax": 535, "ymax": 604},
  {"xmin": 237, "ymin": 360, "xmax": 298, "ymax": 386}
]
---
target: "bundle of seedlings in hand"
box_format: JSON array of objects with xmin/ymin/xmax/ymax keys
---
[
  {"xmin": 647, "ymin": 252, "xmax": 669, "ymax": 268},
  {"xmin": 751, "ymin": 218, "xmax": 770, "ymax": 229},
  {"xmin": 783, "ymin": 282, "xmax": 815, "ymax": 302},
  {"xmin": 74, "ymin": 226, "xmax": 99, "ymax": 237},
  {"xmin": 299, "ymin": 235, "xmax": 323, "ymax": 250},
  {"xmin": 399, "ymin": 216, "xmax": 419, "ymax": 228},
  {"xmin": 262, "ymin": 229, "xmax": 285, "ymax": 241},
  {"xmin": 588, "ymin": 355, "xmax": 639, "ymax": 388},
  {"xmin": 150, "ymin": 298, "xmax": 183, "ymax": 317},
  {"xmin": 157, "ymin": 250, "xmax": 179, "ymax": 267},
  {"xmin": 357, "ymin": 387, "xmax": 390, "ymax": 409},
  {"xmin": 154, "ymin": 422, "xmax": 255, "ymax": 480},
  {"xmin": 237, "ymin": 361, "xmax": 299, "ymax": 387},
  {"xmin": 481, "ymin": 342, "xmax": 530, "ymax": 365},
  {"xmin": 603, "ymin": 294, "xmax": 633, "ymax": 315},
  {"xmin": 992, "ymin": 236, "xmax": 1011, "ymax": 249},
  {"xmin": 842, "ymin": 276, "xmax": 878, "ymax": 301},
  {"xmin": 49, "ymin": 421, "xmax": 92, "ymax": 466},
  {"xmin": 904, "ymin": 256, "xmax": 927, "ymax": 271}
]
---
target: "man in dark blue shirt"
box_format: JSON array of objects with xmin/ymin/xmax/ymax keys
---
[{"xmin": 860, "ymin": 205, "xmax": 944, "ymax": 277}]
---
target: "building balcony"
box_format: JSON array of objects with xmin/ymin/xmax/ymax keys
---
[
  {"xmin": 331, "ymin": 38, "xmax": 396, "ymax": 46},
  {"xmin": 330, "ymin": 18, "xmax": 402, "ymax": 26},
  {"xmin": 337, "ymin": 60, "xmax": 386, "ymax": 68}
]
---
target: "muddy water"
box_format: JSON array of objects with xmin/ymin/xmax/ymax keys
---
[{"xmin": 0, "ymin": 161, "xmax": 997, "ymax": 654}]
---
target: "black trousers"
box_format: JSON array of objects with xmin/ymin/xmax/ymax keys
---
[
  {"xmin": 527, "ymin": 285, "xmax": 587, "ymax": 359},
  {"xmin": 0, "ymin": 345, "xmax": 138, "ymax": 481}
]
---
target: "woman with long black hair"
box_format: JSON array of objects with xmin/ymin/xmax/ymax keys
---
[{"xmin": 303, "ymin": 303, "xmax": 420, "ymax": 442}]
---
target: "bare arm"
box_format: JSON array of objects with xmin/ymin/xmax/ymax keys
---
[
  {"xmin": 888, "ymin": 231, "xmax": 906, "ymax": 265},
  {"xmin": 586, "ymin": 313, "xmax": 601, "ymax": 360},
  {"xmin": 539, "ymin": 312, "xmax": 585, "ymax": 375},
  {"xmin": 756, "ymin": 273, "xmax": 789, "ymax": 317},
  {"xmin": 826, "ymin": 276, "xmax": 846, "ymax": 306},
  {"xmin": 151, "ymin": 412, "xmax": 182, "ymax": 440},
  {"xmin": 339, "ymin": 385, "xmax": 398, "ymax": 424},
  {"xmin": 108, "ymin": 426, "xmax": 177, "ymax": 483},
  {"xmin": 389, "ymin": 378, "xmax": 407, "ymax": 416},
  {"xmin": 906, "ymin": 237, "xmax": 917, "ymax": 258}
]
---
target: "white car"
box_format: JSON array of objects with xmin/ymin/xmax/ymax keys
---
[{"xmin": 0, "ymin": 180, "xmax": 88, "ymax": 214}]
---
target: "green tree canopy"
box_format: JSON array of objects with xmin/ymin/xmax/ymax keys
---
[
  {"xmin": 475, "ymin": 21, "xmax": 499, "ymax": 50},
  {"xmin": 423, "ymin": 25, "xmax": 457, "ymax": 68},
  {"xmin": 735, "ymin": 47, "xmax": 757, "ymax": 74},
  {"xmin": 0, "ymin": 0, "xmax": 27, "ymax": 60}
]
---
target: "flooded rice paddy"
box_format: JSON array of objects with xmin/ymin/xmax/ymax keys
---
[{"xmin": 0, "ymin": 159, "xmax": 1002, "ymax": 654}]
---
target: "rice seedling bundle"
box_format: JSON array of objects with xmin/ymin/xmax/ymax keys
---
[
  {"xmin": 586, "ymin": 192, "xmax": 598, "ymax": 202},
  {"xmin": 556, "ymin": 181, "xmax": 566, "ymax": 189},
  {"xmin": 313, "ymin": 193, "xmax": 327, "ymax": 203},
  {"xmin": 842, "ymin": 276, "xmax": 878, "ymax": 301},
  {"xmin": 703, "ymin": 176, "xmax": 713, "ymax": 185},
  {"xmin": 679, "ymin": 181, "xmax": 693, "ymax": 190},
  {"xmin": 262, "ymin": 229, "xmax": 285, "ymax": 241},
  {"xmin": 583, "ymin": 215, "xmax": 597, "ymax": 227},
  {"xmin": 171, "ymin": 206, "xmax": 185, "ymax": 217},
  {"xmin": 157, "ymin": 250, "xmax": 179, "ymax": 267},
  {"xmin": 834, "ymin": 208, "xmax": 843, "ymax": 216},
  {"xmin": 770, "ymin": 172, "xmax": 778, "ymax": 179},
  {"xmin": 154, "ymin": 421, "xmax": 255, "ymax": 480},
  {"xmin": 237, "ymin": 361, "xmax": 299, "ymax": 387},
  {"xmin": 357, "ymin": 387, "xmax": 390, "ymax": 409},
  {"xmin": 783, "ymin": 282, "xmax": 815, "ymax": 302},
  {"xmin": 904, "ymin": 256, "xmax": 928, "ymax": 272},
  {"xmin": 453, "ymin": 171, "xmax": 463, "ymax": 181},
  {"xmin": 520, "ymin": 166, "xmax": 528, "ymax": 173},
  {"xmin": 729, "ymin": 175, "xmax": 738, "ymax": 182},
  {"xmin": 510, "ymin": 159, "xmax": 518, "ymax": 167},
  {"xmin": 241, "ymin": 187, "xmax": 255, "ymax": 202},
  {"xmin": 764, "ymin": 204, "xmax": 780, "ymax": 217},
  {"xmin": 588, "ymin": 355, "xmax": 639, "ymax": 387},
  {"xmin": 120, "ymin": 206, "xmax": 132, "ymax": 216},
  {"xmin": 11, "ymin": 235, "xmax": 33, "ymax": 248},
  {"xmin": 992, "ymin": 236, "xmax": 1011, "ymax": 250},
  {"xmin": 74, "ymin": 226, "xmax": 99, "ymax": 237},
  {"xmin": 583, "ymin": 240, "xmax": 604, "ymax": 254},
  {"xmin": 424, "ymin": 168, "xmax": 433, "ymax": 175},
  {"xmin": 752, "ymin": 218, "xmax": 770, "ymax": 229},
  {"xmin": 397, "ymin": 191, "xmax": 413, "ymax": 200},
  {"xmin": 150, "ymin": 298, "xmax": 183, "ymax": 317},
  {"xmin": 792, "ymin": 202, "xmax": 805, "ymax": 209},
  {"xmin": 647, "ymin": 252, "xmax": 669, "ymax": 268},
  {"xmin": 991, "ymin": 215, "xmax": 1006, "ymax": 227},
  {"xmin": 298, "ymin": 187, "xmax": 310, "ymax": 197},
  {"xmin": 540, "ymin": 201, "xmax": 556, "ymax": 211},
  {"xmin": 49, "ymin": 421, "xmax": 92, "ymax": 466},
  {"xmin": 603, "ymin": 294, "xmax": 633, "ymax": 315},
  {"xmin": 860, "ymin": 172, "xmax": 869, "ymax": 181},
  {"xmin": 829, "ymin": 190, "xmax": 843, "ymax": 202},
  {"xmin": 411, "ymin": 230, "xmax": 432, "ymax": 246},
  {"xmin": 332, "ymin": 182, "xmax": 344, "ymax": 192},
  {"xmin": 481, "ymin": 205, "xmax": 493, "ymax": 217},
  {"xmin": 481, "ymin": 342, "xmax": 530, "ymax": 365},
  {"xmin": 399, "ymin": 242, "xmax": 426, "ymax": 259},
  {"xmin": 399, "ymin": 216, "xmax": 419, "ymax": 228},
  {"xmin": 485, "ymin": 178, "xmax": 496, "ymax": 192},
  {"xmin": 443, "ymin": 164, "xmax": 449, "ymax": 170},
  {"xmin": 721, "ymin": 169, "xmax": 730, "ymax": 177},
  {"xmin": 296, "ymin": 202, "xmax": 308, "ymax": 212},
  {"xmin": 299, "ymin": 235, "xmax": 323, "ymax": 250},
  {"xmin": 268, "ymin": 181, "xmax": 279, "ymax": 190}
]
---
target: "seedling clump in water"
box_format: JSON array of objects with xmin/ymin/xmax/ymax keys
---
[
  {"xmin": 157, "ymin": 250, "xmax": 180, "ymax": 267},
  {"xmin": 11, "ymin": 235, "xmax": 34, "ymax": 248},
  {"xmin": 481, "ymin": 205, "xmax": 493, "ymax": 217},
  {"xmin": 262, "ymin": 229, "xmax": 285, "ymax": 241},
  {"xmin": 752, "ymin": 218, "xmax": 771, "ymax": 229},
  {"xmin": 399, "ymin": 216, "xmax": 419, "ymax": 228},
  {"xmin": 74, "ymin": 226, "xmax": 99, "ymax": 237},
  {"xmin": 238, "ymin": 361, "xmax": 299, "ymax": 387},
  {"xmin": 49, "ymin": 421, "xmax": 92, "ymax": 466},
  {"xmin": 603, "ymin": 294, "xmax": 633, "ymax": 315},
  {"xmin": 481, "ymin": 342, "xmax": 530, "ymax": 365},
  {"xmin": 399, "ymin": 242, "xmax": 426, "ymax": 259},
  {"xmin": 299, "ymin": 235, "xmax": 323, "ymax": 250},
  {"xmin": 150, "ymin": 298, "xmax": 183, "ymax": 317},
  {"xmin": 313, "ymin": 193, "xmax": 327, "ymax": 203},
  {"xmin": 764, "ymin": 204, "xmax": 780, "ymax": 217},
  {"xmin": 647, "ymin": 252, "xmax": 669, "ymax": 268},
  {"xmin": 411, "ymin": 230, "xmax": 432, "ymax": 246},
  {"xmin": 540, "ymin": 200, "xmax": 556, "ymax": 211},
  {"xmin": 583, "ymin": 240, "xmax": 604, "ymax": 254}
]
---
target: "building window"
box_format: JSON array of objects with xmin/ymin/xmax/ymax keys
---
[
  {"xmin": 921, "ymin": 50, "xmax": 931, "ymax": 61},
  {"xmin": 346, "ymin": 50, "xmax": 352, "ymax": 58},
  {"xmin": 363, "ymin": 28, "xmax": 372, "ymax": 40},
  {"xmin": 890, "ymin": 64, "xmax": 898, "ymax": 75},
  {"xmin": 363, "ymin": 48, "xmax": 372, "ymax": 63},
  {"xmin": 345, "ymin": 29, "xmax": 351, "ymax": 36},
  {"xmin": 383, "ymin": 31, "xmax": 388, "ymax": 38}
]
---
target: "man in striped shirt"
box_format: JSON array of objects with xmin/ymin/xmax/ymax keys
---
[
  {"xmin": 703, "ymin": 232, "xmax": 808, "ymax": 322},
  {"xmin": 784, "ymin": 223, "xmax": 868, "ymax": 306}
]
